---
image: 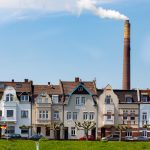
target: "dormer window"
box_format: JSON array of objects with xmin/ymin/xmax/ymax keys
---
[
  {"xmin": 126, "ymin": 96, "xmax": 133, "ymax": 103},
  {"xmin": 52, "ymin": 95, "xmax": 59, "ymax": 104},
  {"xmin": 16, "ymin": 83, "xmax": 22, "ymax": 88},
  {"xmin": 105, "ymin": 95, "xmax": 111, "ymax": 104},
  {"xmin": 141, "ymin": 95, "xmax": 148, "ymax": 103},
  {"xmin": 20, "ymin": 95, "xmax": 29, "ymax": 101},
  {"xmin": 6, "ymin": 94, "xmax": 13, "ymax": 102}
]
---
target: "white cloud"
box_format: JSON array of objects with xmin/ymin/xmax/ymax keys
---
[{"xmin": 0, "ymin": 0, "xmax": 128, "ymax": 23}]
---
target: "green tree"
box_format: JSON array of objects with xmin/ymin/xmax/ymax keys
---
[{"xmin": 75, "ymin": 121, "xmax": 96, "ymax": 140}]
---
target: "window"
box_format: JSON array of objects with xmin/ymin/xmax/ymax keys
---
[
  {"xmin": 141, "ymin": 95, "xmax": 148, "ymax": 102},
  {"xmin": 53, "ymin": 111, "xmax": 59, "ymax": 120},
  {"xmin": 20, "ymin": 95, "xmax": 29, "ymax": 101},
  {"xmin": 38, "ymin": 98, "xmax": 42, "ymax": 103},
  {"xmin": 142, "ymin": 112, "xmax": 147, "ymax": 121},
  {"xmin": 0, "ymin": 110, "xmax": 2, "ymax": 117},
  {"xmin": 6, "ymin": 94, "xmax": 13, "ymax": 102},
  {"xmin": 130, "ymin": 111, "xmax": 135, "ymax": 120},
  {"xmin": 126, "ymin": 97, "xmax": 132, "ymax": 103},
  {"xmin": 105, "ymin": 95, "xmax": 111, "ymax": 104},
  {"xmin": 76, "ymin": 97, "xmax": 80, "ymax": 105},
  {"xmin": 16, "ymin": 83, "xmax": 22, "ymax": 88},
  {"xmin": 126, "ymin": 129, "xmax": 132, "ymax": 137},
  {"xmin": 71, "ymin": 127, "xmax": 76, "ymax": 136},
  {"xmin": 142, "ymin": 130, "xmax": 147, "ymax": 137},
  {"xmin": 73, "ymin": 112, "xmax": 77, "ymax": 120},
  {"xmin": 45, "ymin": 98, "xmax": 48, "ymax": 103},
  {"xmin": 89, "ymin": 112, "xmax": 94, "ymax": 120},
  {"xmin": 7, "ymin": 110, "xmax": 13, "ymax": 117},
  {"xmin": 39, "ymin": 110, "xmax": 49, "ymax": 119},
  {"xmin": 5, "ymin": 126, "xmax": 15, "ymax": 134},
  {"xmin": 107, "ymin": 111, "xmax": 111, "ymax": 120},
  {"xmin": 123, "ymin": 111, "xmax": 128, "ymax": 120},
  {"xmin": 21, "ymin": 129, "xmax": 28, "ymax": 134},
  {"xmin": 0, "ymin": 83, "xmax": 4, "ymax": 89},
  {"xmin": 83, "ymin": 112, "xmax": 88, "ymax": 120},
  {"xmin": 81, "ymin": 97, "xmax": 86, "ymax": 105},
  {"xmin": 67, "ymin": 112, "xmax": 71, "ymax": 120},
  {"xmin": 21, "ymin": 110, "xmax": 28, "ymax": 118},
  {"xmin": 52, "ymin": 95, "xmax": 59, "ymax": 104}
]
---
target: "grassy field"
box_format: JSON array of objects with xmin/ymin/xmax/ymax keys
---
[{"xmin": 0, "ymin": 140, "xmax": 150, "ymax": 150}]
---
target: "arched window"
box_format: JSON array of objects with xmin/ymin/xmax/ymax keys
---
[{"xmin": 6, "ymin": 94, "xmax": 14, "ymax": 102}]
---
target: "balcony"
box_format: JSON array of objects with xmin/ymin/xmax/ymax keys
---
[
  {"xmin": 36, "ymin": 119, "xmax": 51, "ymax": 124},
  {"xmin": 103, "ymin": 116, "xmax": 114, "ymax": 126},
  {"xmin": 36, "ymin": 103, "xmax": 51, "ymax": 108}
]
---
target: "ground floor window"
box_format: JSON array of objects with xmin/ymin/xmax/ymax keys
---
[
  {"xmin": 21, "ymin": 129, "xmax": 29, "ymax": 134},
  {"xmin": 46, "ymin": 127, "xmax": 50, "ymax": 136},
  {"xmin": 126, "ymin": 129, "xmax": 132, "ymax": 137},
  {"xmin": 5, "ymin": 126, "xmax": 15, "ymax": 134},
  {"xmin": 71, "ymin": 127, "xmax": 76, "ymax": 136},
  {"xmin": 142, "ymin": 130, "xmax": 147, "ymax": 137}
]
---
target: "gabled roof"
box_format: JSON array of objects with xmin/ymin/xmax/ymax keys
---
[
  {"xmin": 60, "ymin": 80, "xmax": 97, "ymax": 95},
  {"xmin": 34, "ymin": 85, "xmax": 62, "ymax": 96},
  {"xmin": 114, "ymin": 90, "xmax": 138, "ymax": 103},
  {"xmin": 0, "ymin": 81, "xmax": 32, "ymax": 93}
]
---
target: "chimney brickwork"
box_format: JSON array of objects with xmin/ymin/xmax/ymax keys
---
[{"xmin": 122, "ymin": 20, "xmax": 131, "ymax": 90}]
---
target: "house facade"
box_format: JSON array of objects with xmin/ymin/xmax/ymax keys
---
[
  {"xmin": 61, "ymin": 78, "xmax": 98, "ymax": 139},
  {"xmin": 139, "ymin": 90, "xmax": 150, "ymax": 137},
  {"xmin": 0, "ymin": 79, "xmax": 32, "ymax": 138}
]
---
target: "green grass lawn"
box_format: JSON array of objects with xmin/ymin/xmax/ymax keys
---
[{"xmin": 0, "ymin": 140, "xmax": 150, "ymax": 150}]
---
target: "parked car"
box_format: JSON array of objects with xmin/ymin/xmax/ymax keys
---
[
  {"xmin": 101, "ymin": 134, "xmax": 119, "ymax": 141},
  {"xmin": 136, "ymin": 136, "xmax": 149, "ymax": 141},
  {"xmin": 7, "ymin": 134, "xmax": 22, "ymax": 139},
  {"xmin": 125, "ymin": 136, "xmax": 134, "ymax": 141},
  {"xmin": 79, "ymin": 135, "xmax": 95, "ymax": 141},
  {"xmin": 29, "ymin": 134, "xmax": 43, "ymax": 140}
]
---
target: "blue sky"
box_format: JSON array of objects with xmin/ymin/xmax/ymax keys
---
[{"xmin": 0, "ymin": 0, "xmax": 150, "ymax": 89}]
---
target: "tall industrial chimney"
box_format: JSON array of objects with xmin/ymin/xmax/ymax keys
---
[{"xmin": 122, "ymin": 20, "xmax": 131, "ymax": 90}]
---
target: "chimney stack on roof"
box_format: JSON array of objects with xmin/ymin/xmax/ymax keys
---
[
  {"xmin": 75, "ymin": 77, "xmax": 80, "ymax": 82},
  {"xmin": 24, "ymin": 79, "xmax": 29, "ymax": 83},
  {"xmin": 48, "ymin": 82, "xmax": 50, "ymax": 86},
  {"xmin": 122, "ymin": 20, "xmax": 131, "ymax": 90},
  {"xmin": 12, "ymin": 79, "xmax": 14, "ymax": 82}
]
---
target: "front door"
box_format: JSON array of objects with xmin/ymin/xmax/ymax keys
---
[
  {"xmin": 101, "ymin": 128, "xmax": 106, "ymax": 138},
  {"xmin": 91, "ymin": 128, "xmax": 96, "ymax": 140},
  {"xmin": 37, "ymin": 127, "xmax": 41, "ymax": 134},
  {"xmin": 64, "ymin": 127, "xmax": 68, "ymax": 140}
]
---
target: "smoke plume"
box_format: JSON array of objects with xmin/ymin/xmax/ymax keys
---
[{"xmin": 77, "ymin": 0, "xmax": 129, "ymax": 20}]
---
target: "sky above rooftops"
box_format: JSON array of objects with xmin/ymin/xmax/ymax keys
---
[{"xmin": 0, "ymin": 0, "xmax": 150, "ymax": 89}]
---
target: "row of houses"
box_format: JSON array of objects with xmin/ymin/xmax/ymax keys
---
[{"xmin": 0, "ymin": 78, "xmax": 150, "ymax": 140}]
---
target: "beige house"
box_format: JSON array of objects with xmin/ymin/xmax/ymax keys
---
[
  {"xmin": 61, "ymin": 78, "xmax": 98, "ymax": 139},
  {"xmin": 97, "ymin": 85, "xmax": 119, "ymax": 139},
  {"xmin": 32, "ymin": 84, "xmax": 63, "ymax": 139}
]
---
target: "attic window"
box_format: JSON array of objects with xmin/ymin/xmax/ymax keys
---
[
  {"xmin": 16, "ymin": 83, "xmax": 22, "ymax": 88},
  {"xmin": 52, "ymin": 95, "xmax": 59, "ymax": 104},
  {"xmin": 105, "ymin": 95, "xmax": 111, "ymax": 104},
  {"xmin": 141, "ymin": 95, "xmax": 148, "ymax": 102},
  {"xmin": 126, "ymin": 96, "xmax": 133, "ymax": 103}
]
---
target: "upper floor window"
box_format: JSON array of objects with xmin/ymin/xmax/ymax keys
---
[
  {"xmin": 67, "ymin": 112, "xmax": 71, "ymax": 120},
  {"xmin": 126, "ymin": 96, "xmax": 133, "ymax": 103},
  {"xmin": 39, "ymin": 110, "xmax": 48, "ymax": 119},
  {"xmin": 105, "ymin": 95, "xmax": 111, "ymax": 104},
  {"xmin": 76, "ymin": 97, "xmax": 80, "ymax": 105},
  {"xmin": 0, "ymin": 110, "xmax": 2, "ymax": 117},
  {"xmin": 130, "ymin": 111, "xmax": 135, "ymax": 120},
  {"xmin": 52, "ymin": 95, "xmax": 59, "ymax": 104},
  {"xmin": 141, "ymin": 95, "xmax": 148, "ymax": 103},
  {"xmin": 76, "ymin": 97, "xmax": 86, "ymax": 105},
  {"xmin": 7, "ymin": 110, "xmax": 14, "ymax": 117},
  {"xmin": 107, "ymin": 111, "xmax": 112, "ymax": 120},
  {"xmin": 123, "ymin": 111, "xmax": 128, "ymax": 120},
  {"xmin": 21, "ymin": 110, "xmax": 28, "ymax": 118},
  {"xmin": 53, "ymin": 111, "xmax": 59, "ymax": 120},
  {"xmin": 89, "ymin": 112, "xmax": 94, "ymax": 120},
  {"xmin": 81, "ymin": 97, "xmax": 86, "ymax": 105},
  {"xmin": 6, "ymin": 94, "xmax": 14, "ymax": 102},
  {"xmin": 83, "ymin": 112, "xmax": 88, "ymax": 120},
  {"xmin": 73, "ymin": 112, "xmax": 77, "ymax": 120},
  {"xmin": 38, "ymin": 98, "xmax": 42, "ymax": 103},
  {"xmin": 142, "ymin": 112, "xmax": 147, "ymax": 121},
  {"xmin": 45, "ymin": 98, "xmax": 48, "ymax": 103},
  {"xmin": 20, "ymin": 95, "xmax": 29, "ymax": 101}
]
